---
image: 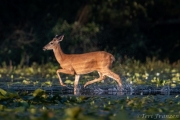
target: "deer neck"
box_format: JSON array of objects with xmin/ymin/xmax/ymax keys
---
[{"xmin": 53, "ymin": 44, "xmax": 65, "ymax": 63}]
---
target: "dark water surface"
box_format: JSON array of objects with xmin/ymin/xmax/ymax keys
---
[
  {"xmin": 1, "ymin": 77, "xmax": 180, "ymax": 96},
  {"xmin": 1, "ymin": 83, "xmax": 180, "ymax": 96}
]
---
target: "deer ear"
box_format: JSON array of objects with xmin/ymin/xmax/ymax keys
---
[
  {"xmin": 55, "ymin": 35, "xmax": 59, "ymax": 38},
  {"xmin": 55, "ymin": 35, "xmax": 64, "ymax": 42}
]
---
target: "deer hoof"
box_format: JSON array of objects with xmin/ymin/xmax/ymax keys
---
[
  {"xmin": 60, "ymin": 83, "xmax": 66, "ymax": 87},
  {"xmin": 84, "ymin": 82, "xmax": 89, "ymax": 88}
]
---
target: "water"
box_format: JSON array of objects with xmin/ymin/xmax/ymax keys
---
[
  {"xmin": 1, "ymin": 82, "xmax": 180, "ymax": 96},
  {"xmin": 1, "ymin": 76, "xmax": 180, "ymax": 96}
]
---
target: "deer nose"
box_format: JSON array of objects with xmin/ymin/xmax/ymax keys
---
[{"xmin": 43, "ymin": 47, "xmax": 46, "ymax": 51}]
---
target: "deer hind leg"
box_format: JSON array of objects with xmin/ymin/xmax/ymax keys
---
[
  {"xmin": 84, "ymin": 72, "xmax": 106, "ymax": 88},
  {"xmin": 102, "ymin": 69, "xmax": 123, "ymax": 89},
  {"xmin": 56, "ymin": 69, "xmax": 75, "ymax": 86}
]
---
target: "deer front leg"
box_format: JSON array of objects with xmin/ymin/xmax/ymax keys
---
[
  {"xmin": 74, "ymin": 75, "xmax": 80, "ymax": 95},
  {"xmin": 56, "ymin": 69, "xmax": 75, "ymax": 86}
]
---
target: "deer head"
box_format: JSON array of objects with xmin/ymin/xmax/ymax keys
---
[{"xmin": 43, "ymin": 35, "xmax": 64, "ymax": 51}]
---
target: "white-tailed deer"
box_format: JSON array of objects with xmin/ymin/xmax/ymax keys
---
[{"xmin": 43, "ymin": 35, "xmax": 123, "ymax": 92}]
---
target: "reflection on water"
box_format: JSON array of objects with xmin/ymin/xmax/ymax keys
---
[
  {"xmin": 0, "ymin": 77, "xmax": 180, "ymax": 96},
  {"xmin": 0, "ymin": 83, "xmax": 179, "ymax": 96}
]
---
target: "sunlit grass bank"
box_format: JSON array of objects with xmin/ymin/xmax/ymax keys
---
[
  {"xmin": 113, "ymin": 57, "xmax": 180, "ymax": 87},
  {"xmin": 0, "ymin": 57, "xmax": 180, "ymax": 88}
]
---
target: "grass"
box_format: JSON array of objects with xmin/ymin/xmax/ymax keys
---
[{"xmin": 0, "ymin": 57, "xmax": 180, "ymax": 120}]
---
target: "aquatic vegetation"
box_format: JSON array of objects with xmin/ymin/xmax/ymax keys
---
[
  {"xmin": 0, "ymin": 58, "xmax": 180, "ymax": 119},
  {"xmin": 0, "ymin": 88, "xmax": 180, "ymax": 120}
]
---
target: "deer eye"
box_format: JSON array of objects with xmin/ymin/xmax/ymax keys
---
[{"xmin": 50, "ymin": 42, "xmax": 53, "ymax": 44}]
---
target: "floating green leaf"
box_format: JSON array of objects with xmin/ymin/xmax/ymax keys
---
[
  {"xmin": 33, "ymin": 89, "xmax": 46, "ymax": 97},
  {"xmin": 0, "ymin": 88, "xmax": 7, "ymax": 96}
]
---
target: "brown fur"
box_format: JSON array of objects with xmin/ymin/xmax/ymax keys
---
[{"xmin": 43, "ymin": 35, "xmax": 122, "ymax": 91}]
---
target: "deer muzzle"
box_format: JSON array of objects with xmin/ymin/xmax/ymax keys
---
[{"xmin": 43, "ymin": 47, "xmax": 47, "ymax": 51}]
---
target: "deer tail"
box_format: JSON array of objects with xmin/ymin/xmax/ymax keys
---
[
  {"xmin": 110, "ymin": 55, "xmax": 115, "ymax": 64},
  {"xmin": 108, "ymin": 55, "xmax": 115, "ymax": 68}
]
